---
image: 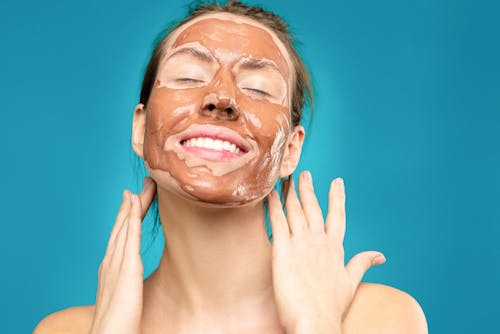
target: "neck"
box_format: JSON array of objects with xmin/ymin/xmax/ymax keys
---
[{"xmin": 144, "ymin": 186, "xmax": 277, "ymax": 322}]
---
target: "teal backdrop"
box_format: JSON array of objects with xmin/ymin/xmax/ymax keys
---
[{"xmin": 1, "ymin": 0, "xmax": 499, "ymax": 332}]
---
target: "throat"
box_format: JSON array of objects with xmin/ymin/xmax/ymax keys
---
[{"xmin": 145, "ymin": 188, "xmax": 274, "ymax": 318}]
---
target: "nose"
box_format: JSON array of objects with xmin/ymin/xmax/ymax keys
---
[{"xmin": 200, "ymin": 69, "xmax": 240, "ymax": 121}]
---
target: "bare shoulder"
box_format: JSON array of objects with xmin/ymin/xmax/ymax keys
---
[
  {"xmin": 33, "ymin": 305, "xmax": 96, "ymax": 334},
  {"xmin": 32, "ymin": 285, "xmax": 427, "ymax": 334},
  {"xmin": 343, "ymin": 282, "xmax": 428, "ymax": 334}
]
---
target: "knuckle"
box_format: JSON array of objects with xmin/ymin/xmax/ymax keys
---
[
  {"xmin": 334, "ymin": 193, "xmax": 346, "ymax": 201},
  {"xmin": 336, "ymin": 211, "xmax": 346, "ymax": 219},
  {"xmin": 338, "ymin": 246, "xmax": 345, "ymax": 258},
  {"xmin": 98, "ymin": 261, "xmax": 106, "ymax": 276}
]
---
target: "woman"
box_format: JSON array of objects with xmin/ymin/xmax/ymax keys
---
[{"xmin": 35, "ymin": 1, "xmax": 427, "ymax": 333}]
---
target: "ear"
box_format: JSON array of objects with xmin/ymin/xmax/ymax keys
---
[
  {"xmin": 132, "ymin": 103, "xmax": 146, "ymax": 158},
  {"xmin": 279, "ymin": 125, "xmax": 305, "ymax": 178}
]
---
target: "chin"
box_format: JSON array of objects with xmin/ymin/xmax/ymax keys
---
[
  {"xmin": 171, "ymin": 184, "xmax": 270, "ymax": 209},
  {"xmin": 146, "ymin": 163, "xmax": 273, "ymax": 208},
  {"xmin": 186, "ymin": 196, "xmax": 262, "ymax": 209}
]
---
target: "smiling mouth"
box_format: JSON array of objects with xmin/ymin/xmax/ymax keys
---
[
  {"xmin": 179, "ymin": 136, "xmax": 247, "ymax": 161},
  {"xmin": 173, "ymin": 124, "xmax": 253, "ymax": 161},
  {"xmin": 181, "ymin": 137, "xmax": 245, "ymax": 153}
]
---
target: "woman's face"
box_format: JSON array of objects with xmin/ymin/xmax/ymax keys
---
[{"xmin": 134, "ymin": 13, "xmax": 303, "ymax": 207}]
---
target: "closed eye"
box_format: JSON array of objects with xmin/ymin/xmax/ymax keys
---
[
  {"xmin": 176, "ymin": 78, "xmax": 205, "ymax": 83},
  {"xmin": 244, "ymin": 88, "xmax": 271, "ymax": 97}
]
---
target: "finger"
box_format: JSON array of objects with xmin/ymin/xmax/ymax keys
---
[
  {"xmin": 138, "ymin": 177, "xmax": 157, "ymax": 219},
  {"xmin": 105, "ymin": 190, "xmax": 132, "ymax": 257},
  {"xmin": 345, "ymin": 251, "xmax": 386, "ymax": 288},
  {"xmin": 124, "ymin": 194, "xmax": 143, "ymax": 259},
  {"xmin": 102, "ymin": 195, "xmax": 133, "ymax": 293},
  {"xmin": 267, "ymin": 189, "xmax": 290, "ymax": 242},
  {"xmin": 96, "ymin": 262, "xmax": 104, "ymax": 304},
  {"xmin": 110, "ymin": 196, "xmax": 131, "ymax": 262},
  {"xmin": 325, "ymin": 178, "xmax": 346, "ymax": 243},
  {"xmin": 285, "ymin": 179, "xmax": 308, "ymax": 236},
  {"xmin": 298, "ymin": 171, "xmax": 325, "ymax": 234}
]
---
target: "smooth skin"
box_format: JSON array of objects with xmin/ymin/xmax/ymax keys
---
[
  {"xmin": 269, "ymin": 173, "xmax": 387, "ymax": 333},
  {"xmin": 90, "ymin": 178, "xmax": 156, "ymax": 334},
  {"xmin": 34, "ymin": 174, "xmax": 428, "ymax": 334}
]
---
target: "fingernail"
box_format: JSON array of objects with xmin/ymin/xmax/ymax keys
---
[
  {"xmin": 372, "ymin": 254, "xmax": 386, "ymax": 266},
  {"xmin": 123, "ymin": 190, "xmax": 129, "ymax": 201},
  {"xmin": 130, "ymin": 194, "xmax": 135, "ymax": 204},
  {"xmin": 335, "ymin": 178, "xmax": 344, "ymax": 190},
  {"xmin": 143, "ymin": 177, "xmax": 151, "ymax": 189}
]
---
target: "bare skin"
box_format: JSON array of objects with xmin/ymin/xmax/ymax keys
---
[
  {"xmin": 33, "ymin": 12, "xmax": 427, "ymax": 334},
  {"xmin": 34, "ymin": 283, "xmax": 426, "ymax": 333},
  {"xmin": 33, "ymin": 176, "xmax": 427, "ymax": 334}
]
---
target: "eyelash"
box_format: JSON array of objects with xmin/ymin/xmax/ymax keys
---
[
  {"xmin": 176, "ymin": 78, "xmax": 204, "ymax": 83},
  {"xmin": 245, "ymin": 88, "xmax": 271, "ymax": 97},
  {"xmin": 174, "ymin": 79, "xmax": 270, "ymax": 97}
]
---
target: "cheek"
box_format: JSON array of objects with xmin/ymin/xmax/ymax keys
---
[
  {"xmin": 143, "ymin": 84, "xmax": 203, "ymax": 166},
  {"xmin": 242, "ymin": 97, "xmax": 291, "ymax": 156},
  {"xmin": 260, "ymin": 117, "xmax": 290, "ymax": 186},
  {"xmin": 241, "ymin": 98, "xmax": 291, "ymax": 193},
  {"xmin": 140, "ymin": 84, "xmax": 292, "ymax": 206}
]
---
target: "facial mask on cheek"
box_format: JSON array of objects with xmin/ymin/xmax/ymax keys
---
[
  {"xmin": 139, "ymin": 16, "xmax": 296, "ymax": 207},
  {"xmin": 254, "ymin": 111, "xmax": 290, "ymax": 194},
  {"xmin": 142, "ymin": 91, "xmax": 291, "ymax": 207}
]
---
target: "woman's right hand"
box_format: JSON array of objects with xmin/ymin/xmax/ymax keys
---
[{"xmin": 90, "ymin": 177, "xmax": 157, "ymax": 334}]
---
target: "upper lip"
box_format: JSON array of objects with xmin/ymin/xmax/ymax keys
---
[{"xmin": 177, "ymin": 124, "xmax": 252, "ymax": 152}]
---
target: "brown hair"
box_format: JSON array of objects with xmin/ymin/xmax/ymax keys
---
[{"xmin": 138, "ymin": 1, "xmax": 313, "ymax": 243}]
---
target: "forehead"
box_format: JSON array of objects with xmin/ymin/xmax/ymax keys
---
[{"xmin": 163, "ymin": 13, "xmax": 293, "ymax": 79}]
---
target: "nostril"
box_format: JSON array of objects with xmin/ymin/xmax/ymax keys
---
[
  {"xmin": 225, "ymin": 108, "xmax": 233, "ymax": 115},
  {"xmin": 208, "ymin": 104, "xmax": 216, "ymax": 111}
]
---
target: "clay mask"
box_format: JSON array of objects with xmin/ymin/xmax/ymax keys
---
[{"xmin": 142, "ymin": 13, "xmax": 295, "ymax": 206}]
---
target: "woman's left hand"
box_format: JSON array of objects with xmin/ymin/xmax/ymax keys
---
[{"xmin": 268, "ymin": 171, "xmax": 386, "ymax": 334}]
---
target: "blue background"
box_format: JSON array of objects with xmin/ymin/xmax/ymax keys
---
[{"xmin": 1, "ymin": 0, "xmax": 499, "ymax": 332}]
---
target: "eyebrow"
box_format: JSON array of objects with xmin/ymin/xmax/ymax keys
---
[
  {"xmin": 239, "ymin": 57, "xmax": 281, "ymax": 72},
  {"xmin": 165, "ymin": 47, "xmax": 283, "ymax": 75},
  {"xmin": 165, "ymin": 47, "xmax": 214, "ymax": 62}
]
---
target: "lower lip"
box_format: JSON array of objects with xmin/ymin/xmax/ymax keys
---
[{"xmin": 180, "ymin": 145, "xmax": 246, "ymax": 161}]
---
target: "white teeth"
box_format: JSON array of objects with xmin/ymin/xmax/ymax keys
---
[
  {"xmin": 214, "ymin": 139, "xmax": 223, "ymax": 151},
  {"xmin": 204, "ymin": 138, "xmax": 213, "ymax": 147},
  {"xmin": 182, "ymin": 137, "xmax": 243, "ymax": 154}
]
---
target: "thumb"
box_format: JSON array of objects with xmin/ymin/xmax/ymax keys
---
[{"xmin": 345, "ymin": 251, "xmax": 386, "ymax": 286}]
